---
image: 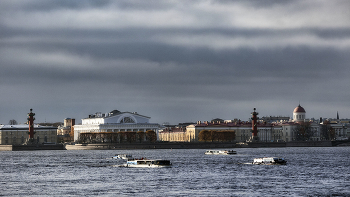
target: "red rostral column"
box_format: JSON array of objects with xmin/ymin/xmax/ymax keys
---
[
  {"xmin": 251, "ymin": 108, "xmax": 259, "ymax": 138},
  {"xmin": 27, "ymin": 108, "xmax": 35, "ymax": 139}
]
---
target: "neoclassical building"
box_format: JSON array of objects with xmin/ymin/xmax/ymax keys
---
[
  {"xmin": 73, "ymin": 110, "xmax": 162, "ymax": 142},
  {"xmin": 159, "ymin": 104, "xmax": 349, "ymax": 143},
  {"xmin": 57, "ymin": 118, "xmax": 75, "ymax": 142},
  {"xmin": 0, "ymin": 124, "xmax": 57, "ymax": 145},
  {"xmin": 158, "ymin": 127, "xmax": 186, "ymax": 142},
  {"xmin": 185, "ymin": 121, "xmax": 279, "ymax": 142}
]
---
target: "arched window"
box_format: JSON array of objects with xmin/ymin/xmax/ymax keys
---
[{"xmin": 120, "ymin": 117, "xmax": 135, "ymax": 123}]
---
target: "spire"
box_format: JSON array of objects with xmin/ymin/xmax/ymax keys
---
[{"xmin": 337, "ymin": 111, "xmax": 339, "ymax": 119}]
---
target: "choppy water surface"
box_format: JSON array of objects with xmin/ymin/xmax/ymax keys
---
[{"xmin": 1, "ymin": 147, "xmax": 350, "ymax": 196}]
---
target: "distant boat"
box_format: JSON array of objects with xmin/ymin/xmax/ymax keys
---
[
  {"xmin": 205, "ymin": 150, "xmax": 237, "ymax": 155},
  {"xmin": 121, "ymin": 159, "xmax": 172, "ymax": 168},
  {"xmin": 253, "ymin": 157, "xmax": 287, "ymax": 165}
]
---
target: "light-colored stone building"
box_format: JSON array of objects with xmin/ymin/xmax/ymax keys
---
[
  {"xmin": 185, "ymin": 121, "xmax": 277, "ymax": 142},
  {"xmin": 57, "ymin": 118, "xmax": 75, "ymax": 142},
  {"xmin": 161, "ymin": 104, "xmax": 348, "ymax": 143},
  {"xmin": 73, "ymin": 110, "xmax": 162, "ymax": 142},
  {"xmin": 0, "ymin": 124, "xmax": 57, "ymax": 145},
  {"xmin": 158, "ymin": 127, "xmax": 186, "ymax": 142}
]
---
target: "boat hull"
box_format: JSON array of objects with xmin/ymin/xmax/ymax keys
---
[
  {"xmin": 122, "ymin": 164, "xmax": 172, "ymax": 168},
  {"xmin": 123, "ymin": 159, "xmax": 172, "ymax": 168},
  {"xmin": 252, "ymin": 162, "xmax": 286, "ymax": 165},
  {"xmin": 205, "ymin": 150, "xmax": 236, "ymax": 155},
  {"xmin": 252, "ymin": 157, "xmax": 286, "ymax": 165}
]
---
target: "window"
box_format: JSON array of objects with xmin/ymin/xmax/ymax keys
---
[{"xmin": 120, "ymin": 117, "xmax": 135, "ymax": 123}]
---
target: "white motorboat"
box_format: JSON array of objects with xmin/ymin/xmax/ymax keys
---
[
  {"xmin": 112, "ymin": 154, "xmax": 133, "ymax": 160},
  {"xmin": 205, "ymin": 150, "xmax": 237, "ymax": 155},
  {"xmin": 122, "ymin": 159, "xmax": 172, "ymax": 168},
  {"xmin": 252, "ymin": 157, "xmax": 287, "ymax": 165}
]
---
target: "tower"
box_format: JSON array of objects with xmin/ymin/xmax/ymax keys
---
[
  {"xmin": 293, "ymin": 104, "xmax": 306, "ymax": 123},
  {"xmin": 27, "ymin": 109, "xmax": 35, "ymax": 140},
  {"xmin": 249, "ymin": 108, "xmax": 259, "ymax": 142}
]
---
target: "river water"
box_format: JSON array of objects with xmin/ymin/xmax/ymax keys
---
[{"xmin": 1, "ymin": 147, "xmax": 349, "ymax": 196}]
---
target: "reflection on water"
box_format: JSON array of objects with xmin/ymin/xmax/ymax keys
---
[{"xmin": 1, "ymin": 147, "xmax": 350, "ymax": 196}]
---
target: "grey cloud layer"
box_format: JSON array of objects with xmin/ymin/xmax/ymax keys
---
[{"xmin": 1, "ymin": 0, "xmax": 349, "ymax": 124}]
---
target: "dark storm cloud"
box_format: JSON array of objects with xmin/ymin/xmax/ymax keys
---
[
  {"xmin": 1, "ymin": 0, "xmax": 350, "ymax": 124},
  {"xmin": 2, "ymin": 0, "xmax": 110, "ymax": 11}
]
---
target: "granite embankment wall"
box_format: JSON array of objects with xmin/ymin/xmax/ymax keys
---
[
  {"xmin": 0, "ymin": 145, "xmax": 13, "ymax": 151},
  {"xmin": 0, "ymin": 141, "xmax": 340, "ymax": 151},
  {"xmin": 66, "ymin": 142, "xmax": 238, "ymax": 150},
  {"xmin": 66, "ymin": 141, "xmax": 334, "ymax": 150},
  {"xmin": 248, "ymin": 141, "xmax": 332, "ymax": 148},
  {"xmin": 287, "ymin": 141, "xmax": 332, "ymax": 147}
]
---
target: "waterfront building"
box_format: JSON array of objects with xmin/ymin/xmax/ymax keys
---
[
  {"xmin": 277, "ymin": 121, "xmax": 321, "ymax": 142},
  {"xmin": 163, "ymin": 104, "xmax": 349, "ymax": 143},
  {"xmin": 185, "ymin": 120, "xmax": 277, "ymax": 142},
  {"xmin": 158, "ymin": 122, "xmax": 194, "ymax": 142},
  {"xmin": 158, "ymin": 127, "xmax": 186, "ymax": 142},
  {"xmin": 0, "ymin": 124, "xmax": 57, "ymax": 145},
  {"xmin": 73, "ymin": 110, "xmax": 162, "ymax": 142},
  {"xmin": 321, "ymin": 120, "xmax": 348, "ymax": 140},
  {"xmin": 260, "ymin": 116, "xmax": 290, "ymax": 124},
  {"xmin": 57, "ymin": 118, "xmax": 75, "ymax": 142},
  {"xmin": 276, "ymin": 105, "xmax": 320, "ymax": 142}
]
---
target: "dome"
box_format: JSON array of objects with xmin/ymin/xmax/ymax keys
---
[{"xmin": 293, "ymin": 104, "xmax": 305, "ymax": 113}]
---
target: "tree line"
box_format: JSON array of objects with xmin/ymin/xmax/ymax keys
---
[
  {"xmin": 293, "ymin": 122, "xmax": 336, "ymax": 141},
  {"xmin": 198, "ymin": 130, "xmax": 235, "ymax": 142},
  {"xmin": 79, "ymin": 130, "xmax": 157, "ymax": 144}
]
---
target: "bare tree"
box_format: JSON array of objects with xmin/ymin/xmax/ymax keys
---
[
  {"xmin": 320, "ymin": 120, "xmax": 336, "ymax": 140},
  {"xmin": 294, "ymin": 122, "xmax": 314, "ymax": 141},
  {"xmin": 137, "ymin": 131, "xmax": 145, "ymax": 143},
  {"xmin": 320, "ymin": 124, "xmax": 331, "ymax": 140},
  {"xmin": 8, "ymin": 119, "xmax": 18, "ymax": 125},
  {"xmin": 146, "ymin": 130, "xmax": 157, "ymax": 142}
]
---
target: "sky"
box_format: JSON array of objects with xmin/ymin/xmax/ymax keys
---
[{"xmin": 1, "ymin": 0, "xmax": 350, "ymax": 125}]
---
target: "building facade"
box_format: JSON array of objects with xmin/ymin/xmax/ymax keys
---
[
  {"xmin": 185, "ymin": 121, "xmax": 278, "ymax": 142},
  {"xmin": 160, "ymin": 104, "xmax": 348, "ymax": 143},
  {"xmin": 73, "ymin": 110, "xmax": 162, "ymax": 142},
  {"xmin": 0, "ymin": 124, "xmax": 57, "ymax": 145},
  {"xmin": 57, "ymin": 118, "xmax": 75, "ymax": 142},
  {"xmin": 158, "ymin": 127, "xmax": 186, "ymax": 142}
]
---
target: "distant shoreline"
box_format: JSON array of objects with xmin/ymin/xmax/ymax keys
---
[
  {"xmin": 1, "ymin": 140, "xmax": 349, "ymax": 151},
  {"xmin": 65, "ymin": 141, "xmax": 338, "ymax": 150}
]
